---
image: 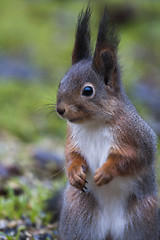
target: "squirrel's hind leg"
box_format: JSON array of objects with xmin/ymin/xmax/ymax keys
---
[
  {"xmin": 123, "ymin": 194, "xmax": 159, "ymax": 240},
  {"xmin": 59, "ymin": 185, "xmax": 96, "ymax": 240}
]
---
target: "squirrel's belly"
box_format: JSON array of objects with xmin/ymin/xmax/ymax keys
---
[{"xmin": 86, "ymin": 174, "xmax": 134, "ymax": 240}]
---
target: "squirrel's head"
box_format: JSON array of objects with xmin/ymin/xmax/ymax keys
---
[{"xmin": 56, "ymin": 7, "xmax": 124, "ymax": 124}]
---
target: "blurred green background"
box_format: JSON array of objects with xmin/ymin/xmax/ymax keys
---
[
  {"xmin": 0, "ymin": 0, "xmax": 159, "ymax": 142},
  {"xmin": 0, "ymin": 0, "xmax": 160, "ymax": 238}
]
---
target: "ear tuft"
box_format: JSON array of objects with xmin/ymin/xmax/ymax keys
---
[
  {"xmin": 72, "ymin": 7, "xmax": 92, "ymax": 65},
  {"xmin": 92, "ymin": 9, "xmax": 119, "ymax": 73}
]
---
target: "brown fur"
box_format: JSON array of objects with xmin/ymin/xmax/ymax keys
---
[{"xmin": 65, "ymin": 125, "xmax": 87, "ymax": 190}]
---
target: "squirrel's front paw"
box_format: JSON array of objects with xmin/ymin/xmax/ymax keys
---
[
  {"xmin": 67, "ymin": 164, "xmax": 87, "ymax": 191},
  {"xmin": 94, "ymin": 166, "xmax": 113, "ymax": 186}
]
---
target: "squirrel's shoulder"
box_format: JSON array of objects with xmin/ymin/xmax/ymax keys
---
[{"xmin": 116, "ymin": 97, "xmax": 157, "ymax": 153}]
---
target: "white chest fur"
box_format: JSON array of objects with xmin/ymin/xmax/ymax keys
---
[
  {"xmin": 70, "ymin": 121, "xmax": 113, "ymax": 173},
  {"xmin": 69, "ymin": 122, "xmax": 133, "ymax": 240}
]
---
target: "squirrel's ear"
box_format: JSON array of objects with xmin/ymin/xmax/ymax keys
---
[
  {"xmin": 92, "ymin": 9, "xmax": 120, "ymax": 87},
  {"xmin": 72, "ymin": 7, "xmax": 91, "ymax": 65},
  {"xmin": 100, "ymin": 50, "xmax": 115, "ymax": 85}
]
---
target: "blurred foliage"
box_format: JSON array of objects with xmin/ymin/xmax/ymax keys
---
[
  {"xmin": 0, "ymin": 81, "xmax": 65, "ymax": 142},
  {"xmin": 0, "ymin": 0, "xmax": 160, "ymax": 141},
  {"xmin": 0, "ymin": 180, "xmax": 51, "ymax": 222}
]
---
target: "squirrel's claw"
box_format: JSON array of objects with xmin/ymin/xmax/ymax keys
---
[
  {"xmin": 81, "ymin": 185, "xmax": 88, "ymax": 193},
  {"xmin": 68, "ymin": 165, "xmax": 87, "ymax": 191}
]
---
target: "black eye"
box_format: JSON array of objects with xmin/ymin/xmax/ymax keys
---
[{"xmin": 82, "ymin": 86, "xmax": 94, "ymax": 97}]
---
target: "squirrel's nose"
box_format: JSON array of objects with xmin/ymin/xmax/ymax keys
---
[{"xmin": 57, "ymin": 107, "xmax": 65, "ymax": 116}]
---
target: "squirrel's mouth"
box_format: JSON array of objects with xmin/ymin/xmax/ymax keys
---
[{"xmin": 68, "ymin": 117, "xmax": 83, "ymax": 123}]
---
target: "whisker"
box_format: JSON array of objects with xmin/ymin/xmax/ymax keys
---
[
  {"xmin": 46, "ymin": 161, "xmax": 73, "ymax": 180},
  {"xmin": 35, "ymin": 104, "xmax": 56, "ymax": 114},
  {"xmin": 40, "ymin": 97, "xmax": 56, "ymax": 102},
  {"xmin": 47, "ymin": 110, "xmax": 57, "ymax": 118},
  {"xmin": 35, "ymin": 107, "xmax": 49, "ymax": 113},
  {"xmin": 46, "ymin": 166, "xmax": 66, "ymax": 179},
  {"xmin": 46, "ymin": 103, "xmax": 56, "ymax": 106},
  {"xmin": 46, "ymin": 106, "xmax": 56, "ymax": 110}
]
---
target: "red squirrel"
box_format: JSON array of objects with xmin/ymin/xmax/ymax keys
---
[{"xmin": 56, "ymin": 7, "xmax": 159, "ymax": 240}]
